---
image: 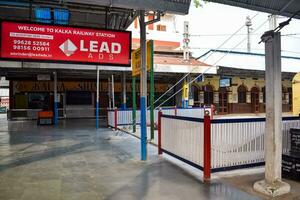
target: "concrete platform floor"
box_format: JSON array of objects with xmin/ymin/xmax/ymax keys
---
[
  {"xmin": 223, "ymin": 173, "xmax": 300, "ymax": 200},
  {"xmin": 0, "ymin": 115, "xmax": 268, "ymax": 199}
]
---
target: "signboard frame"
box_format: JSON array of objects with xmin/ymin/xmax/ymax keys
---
[
  {"xmin": 219, "ymin": 77, "xmax": 232, "ymax": 88},
  {"xmin": 0, "ymin": 20, "xmax": 132, "ymax": 67},
  {"xmin": 132, "ymin": 40, "xmax": 153, "ymax": 76}
]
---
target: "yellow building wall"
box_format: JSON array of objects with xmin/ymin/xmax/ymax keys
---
[
  {"xmin": 194, "ymin": 75, "xmax": 292, "ymax": 105},
  {"xmin": 194, "ymin": 75, "xmax": 219, "ymax": 91},
  {"xmin": 293, "ymin": 73, "xmax": 300, "ymax": 116}
]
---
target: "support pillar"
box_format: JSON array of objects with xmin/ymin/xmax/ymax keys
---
[
  {"xmin": 158, "ymin": 110, "xmax": 162, "ymax": 155},
  {"xmin": 112, "ymin": 75, "xmax": 115, "ymax": 109},
  {"xmin": 121, "ymin": 72, "xmax": 127, "ymax": 110},
  {"xmin": 139, "ymin": 10, "xmax": 147, "ymax": 161},
  {"xmin": 53, "ymin": 71, "xmax": 58, "ymax": 125},
  {"xmin": 254, "ymin": 31, "xmax": 290, "ymax": 197},
  {"xmin": 203, "ymin": 112, "xmax": 211, "ymax": 182},
  {"xmin": 108, "ymin": 77, "xmax": 112, "ymax": 109},
  {"xmin": 150, "ymin": 40, "xmax": 155, "ymax": 140},
  {"xmin": 182, "ymin": 80, "xmax": 189, "ymax": 108},
  {"xmin": 96, "ymin": 66, "xmax": 99, "ymax": 129},
  {"xmin": 132, "ymin": 77, "xmax": 137, "ymax": 133}
]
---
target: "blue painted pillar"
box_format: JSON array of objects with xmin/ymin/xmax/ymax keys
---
[
  {"xmin": 96, "ymin": 66, "xmax": 99, "ymax": 129},
  {"xmin": 140, "ymin": 96, "xmax": 147, "ymax": 160},
  {"xmin": 121, "ymin": 71, "xmax": 127, "ymax": 110},
  {"xmin": 53, "ymin": 71, "xmax": 58, "ymax": 125},
  {"xmin": 139, "ymin": 10, "xmax": 147, "ymax": 161}
]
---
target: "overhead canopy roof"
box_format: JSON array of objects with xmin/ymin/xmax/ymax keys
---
[
  {"xmin": 0, "ymin": 0, "xmax": 135, "ymax": 30},
  {"xmin": 0, "ymin": 0, "xmax": 191, "ymax": 30},
  {"xmin": 66, "ymin": 0, "xmax": 191, "ymax": 14},
  {"xmin": 198, "ymin": 49, "xmax": 300, "ymax": 73},
  {"xmin": 208, "ymin": 0, "xmax": 300, "ymax": 19}
]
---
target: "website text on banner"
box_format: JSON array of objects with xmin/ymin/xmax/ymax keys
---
[{"xmin": 0, "ymin": 21, "xmax": 131, "ymax": 66}]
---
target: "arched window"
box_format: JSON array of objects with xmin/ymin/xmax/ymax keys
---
[
  {"xmin": 282, "ymin": 86, "xmax": 287, "ymax": 101},
  {"xmin": 238, "ymin": 85, "xmax": 247, "ymax": 103},
  {"xmin": 251, "ymin": 87, "xmax": 260, "ymax": 113},
  {"xmin": 192, "ymin": 85, "xmax": 199, "ymax": 102},
  {"xmin": 203, "ymin": 85, "xmax": 214, "ymax": 105},
  {"xmin": 288, "ymin": 87, "xmax": 292, "ymax": 105},
  {"xmin": 251, "ymin": 87, "xmax": 259, "ymax": 95}
]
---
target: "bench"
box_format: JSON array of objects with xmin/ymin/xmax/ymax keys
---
[{"xmin": 37, "ymin": 111, "xmax": 53, "ymax": 125}]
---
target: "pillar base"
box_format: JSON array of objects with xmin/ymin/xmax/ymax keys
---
[{"xmin": 253, "ymin": 179, "xmax": 290, "ymax": 197}]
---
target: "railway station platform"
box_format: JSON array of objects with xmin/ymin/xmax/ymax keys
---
[{"xmin": 0, "ymin": 114, "xmax": 266, "ymax": 200}]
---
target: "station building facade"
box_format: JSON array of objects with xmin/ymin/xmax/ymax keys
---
[
  {"xmin": 7, "ymin": 49, "xmax": 209, "ymax": 119},
  {"xmin": 193, "ymin": 50, "xmax": 299, "ymax": 115},
  {"xmin": 4, "ymin": 12, "xmax": 213, "ymax": 120},
  {"xmin": 191, "ymin": 70, "xmax": 293, "ymax": 114}
]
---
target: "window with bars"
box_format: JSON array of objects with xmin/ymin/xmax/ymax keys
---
[
  {"xmin": 238, "ymin": 85, "xmax": 247, "ymax": 103},
  {"xmin": 157, "ymin": 24, "xmax": 167, "ymax": 31},
  {"xmin": 203, "ymin": 85, "xmax": 213, "ymax": 105}
]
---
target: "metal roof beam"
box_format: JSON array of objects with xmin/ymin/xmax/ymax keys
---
[
  {"xmin": 64, "ymin": 0, "xmax": 191, "ymax": 14},
  {"xmin": 208, "ymin": 0, "xmax": 300, "ymax": 19}
]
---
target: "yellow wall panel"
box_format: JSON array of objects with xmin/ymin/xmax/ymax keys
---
[{"xmin": 293, "ymin": 73, "xmax": 300, "ymax": 116}]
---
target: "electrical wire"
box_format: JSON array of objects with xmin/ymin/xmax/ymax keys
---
[
  {"xmin": 155, "ymin": 18, "xmax": 270, "ymax": 109},
  {"xmin": 189, "ymin": 33, "xmax": 300, "ymax": 37},
  {"xmin": 149, "ymin": 12, "xmax": 260, "ymax": 109}
]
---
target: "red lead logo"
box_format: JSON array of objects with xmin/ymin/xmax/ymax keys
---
[
  {"xmin": 59, "ymin": 39, "xmax": 77, "ymax": 57},
  {"xmin": 1, "ymin": 21, "xmax": 131, "ymax": 66}
]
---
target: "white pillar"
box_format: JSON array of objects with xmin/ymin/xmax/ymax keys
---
[
  {"xmin": 108, "ymin": 77, "xmax": 112, "ymax": 109},
  {"xmin": 254, "ymin": 31, "xmax": 290, "ymax": 197},
  {"xmin": 265, "ymin": 32, "xmax": 282, "ymax": 183},
  {"xmin": 53, "ymin": 71, "xmax": 58, "ymax": 125},
  {"xmin": 96, "ymin": 66, "xmax": 99, "ymax": 129},
  {"xmin": 269, "ymin": 15, "xmax": 277, "ymax": 30},
  {"xmin": 112, "ymin": 75, "xmax": 115, "ymax": 109},
  {"xmin": 121, "ymin": 71, "xmax": 126, "ymax": 109}
]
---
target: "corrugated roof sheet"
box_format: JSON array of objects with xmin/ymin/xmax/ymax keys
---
[
  {"xmin": 198, "ymin": 49, "xmax": 300, "ymax": 73},
  {"xmin": 208, "ymin": 0, "xmax": 300, "ymax": 19}
]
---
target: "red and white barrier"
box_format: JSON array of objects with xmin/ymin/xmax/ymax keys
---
[
  {"xmin": 158, "ymin": 114, "xmax": 300, "ymax": 182},
  {"xmin": 107, "ymin": 107, "xmax": 209, "ymax": 128}
]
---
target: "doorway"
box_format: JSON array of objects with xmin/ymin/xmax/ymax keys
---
[
  {"xmin": 219, "ymin": 88, "xmax": 228, "ymax": 114},
  {"xmin": 251, "ymin": 87, "xmax": 259, "ymax": 113},
  {"xmin": 192, "ymin": 85, "xmax": 200, "ymax": 107}
]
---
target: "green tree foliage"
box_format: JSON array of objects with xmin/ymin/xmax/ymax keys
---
[{"xmin": 194, "ymin": 0, "xmax": 209, "ymax": 8}]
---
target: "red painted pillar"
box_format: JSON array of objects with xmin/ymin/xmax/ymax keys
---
[
  {"xmin": 158, "ymin": 111, "xmax": 162, "ymax": 155},
  {"xmin": 114, "ymin": 109, "xmax": 118, "ymax": 130},
  {"xmin": 203, "ymin": 113, "xmax": 211, "ymax": 182}
]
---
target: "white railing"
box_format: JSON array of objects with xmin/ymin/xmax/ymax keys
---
[
  {"xmin": 177, "ymin": 108, "xmax": 211, "ymax": 118},
  {"xmin": 158, "ymin": 114, "xmax": 300, "ymax": 176},
  {"xmin": 210, "ymin": 117, "xmax": 300, "ymax": 171},
  {"xmin": 107, "ymin": 107, "xmax": 207, "ymax": 127},
  {"xmin": 211, "ymin": 120, "xmax": 265, "ymax": 170},
  {"xmin": 161, "ymin": 116, "xmax": 204, "ymax": 169},
  {"xmin": 64, "ymin": 106, "xmax": 104, "ymax": 118},
  {"xmin": 282, "ymin": 119, "xmax": 300, "ymax": 153}
]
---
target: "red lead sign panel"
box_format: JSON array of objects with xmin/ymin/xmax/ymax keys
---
[{"xmin": 0, "ymin": 21, "xmax": 131, "ymax": 66}]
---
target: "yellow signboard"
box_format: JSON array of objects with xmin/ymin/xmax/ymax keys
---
[
  {"xmin": 293, "ymin": 73, "xmax": 300, "ymax": 116},
  {"xmin": 182, "ymin": 81, "xmax": 189, "ymax": 100},
  {"xmin": 132, "ymin": 40, "xmax": 153, "ymax": 77}
]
